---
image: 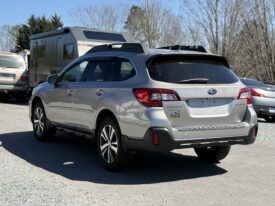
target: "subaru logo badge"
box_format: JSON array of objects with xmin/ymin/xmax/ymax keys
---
[{"xmin": 208, "ymin": 88, "xmax": 217, "ymax": 95}]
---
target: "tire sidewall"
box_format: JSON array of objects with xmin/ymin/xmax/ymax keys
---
[
  {"xmin": 97, "ymin": 117, "xmax": 125, "ymax": 170},
  {"xmin": 32, "ymin": 102, "xmax": 55, "ymax": 140}
]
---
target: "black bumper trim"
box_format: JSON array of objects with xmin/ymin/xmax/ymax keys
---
[{"xmin": 123, "ymin": 125, "xmax": 258, "ymax": 152}]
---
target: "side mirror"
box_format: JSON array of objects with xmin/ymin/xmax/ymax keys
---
[{"xmin": 47, "ymin": 74, "xmax": 58, "ymax": 84}]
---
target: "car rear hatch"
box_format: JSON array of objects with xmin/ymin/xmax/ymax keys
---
[
  {"xmin": 255, "ymin": 87, "xmax": 275, "ymax": 98},
  {"xmin": 146, "ymin": 54, "xmax": 249, "ymax": 129}
]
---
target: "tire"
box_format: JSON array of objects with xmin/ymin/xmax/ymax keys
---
[
  {"xmin": 15, "ymin": 93, "xmax": 27, "ymax": 103},
  {"xmin": 264, "ymin": 115, "xmax": 275, "ymax": 123},
  {"xmin": 0, "ymin": 93, "xmax": 8, "ymax": 102},
  {"xmin": 97, "ymin": 117, "xmax": 126, "ymax": 171},
  {"xmin": 194, "ymin": 146, "xmax": 231, "ymax": 162},
  {"xmin": 32, "ymin": 102, "xmax": 56, "ymax": 141}
]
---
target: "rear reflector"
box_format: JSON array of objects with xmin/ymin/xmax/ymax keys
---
[
  {"xmin": 152, "ymin": 132, "xmax": 159, "ymax": 145},
  {"xmin": 132, "ymin": 88, "xmax": 181, "ymax": 107},
  {"xmin": 252, "ymin": 127, "xmax": 257, "ymax": 139},
  {"xmin": 238, "ymin": 88, "xmax": 252, "ymax": 105}
]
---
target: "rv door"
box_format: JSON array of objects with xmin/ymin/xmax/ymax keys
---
[
  {"xmin": 57, "ymin": 37, "xmax": 63, "ymax": 67},
  {"xmin": 30, "ymin": 42, "xmax": 38, "ymax": 88}
]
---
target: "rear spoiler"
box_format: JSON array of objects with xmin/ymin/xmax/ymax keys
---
[{"xmin": 147, "ymin": 54, "xmax": 230, "ymax": 68}]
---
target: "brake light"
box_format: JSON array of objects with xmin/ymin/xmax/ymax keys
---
[
  {"xmin": 251, "ymin": 89, "xmax": 265, "ymax": 97},
  {"xmin": 238, "ymin": 88, "xmax": 252, "ymax": 105},
  {"xmin": 20, "ymin": 73, "xmax": 29, "ymax": 81},
  {"xmin": 132, "ymin": 88, "xmax": 181, "ymax": 107}
]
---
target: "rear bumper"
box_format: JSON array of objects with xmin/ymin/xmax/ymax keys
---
[
  {"xmin": 123, "ymin": 125, "xmax": 258, "ymax": 152},
  {"xmin": 253, "ymin": 96, "xmax": 275, "ymax": 116},
  {"xmin": 0, "ymin": 84, "xmax": 28, "ymax": 92},
  {"xmin": 254, "ymin": 105, "xmax": 275, "ymax": 116}
]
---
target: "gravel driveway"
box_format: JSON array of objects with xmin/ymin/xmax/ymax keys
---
[{"xmin": 0, "ymin": 102, "xmax": 275, "ymax": 206}]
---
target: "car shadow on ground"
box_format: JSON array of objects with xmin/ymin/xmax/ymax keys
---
[
  {"xmin": 0, "ymin": 131, "xmax": 227, "ymax": 185},
  {"xmin": 0, "ymin": 97, "xmax": 29, "ymax": 106}
]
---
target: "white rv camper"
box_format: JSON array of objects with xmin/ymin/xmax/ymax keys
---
[{"xmin": 29, "ymin": 27, "xmax": 135, "ymax": 88}]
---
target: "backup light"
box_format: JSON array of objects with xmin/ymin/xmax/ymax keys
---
[{"xmin": 238, "ymin": 88, "xmax": 252, "ymax": 105}]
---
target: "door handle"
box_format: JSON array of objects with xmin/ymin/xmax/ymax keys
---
[
  {"xmin": 66, "ymin": 89, "xmax": 75, "ymax": 96},
  {"xmin": 96, "ymin": 89, "xmax": 104, "ymax": 96}
]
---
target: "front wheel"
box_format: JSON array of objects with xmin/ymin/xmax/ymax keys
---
[
  {"xmin": 194, "ymin": 146, "xmax": 231, "ymax": 162},
  {"xmin": 97, "ymin": 117, "xmax": 126, "ymax": 171},
  {"xmin": 32, "ymin": 102, "xmax": 56, "ymax": 141}
]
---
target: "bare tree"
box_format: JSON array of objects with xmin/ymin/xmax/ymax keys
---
[
  {"xmin": 236, "ymin": 0, "xmax": 275, "ymax": 83},
  {"xmin": 0, "ymin": 25, "xmax": 17, "ymax": 51},
  {"xmin": 69, "ymin": 4, "xmax": 120, "ymax": 31},
  {"xmin": 183, "ymin": 0, "xmax": 246, "ymax": 57},
  {"xmin": 124, "ymin": 0, "xmax": 185, "ymax": 48}
]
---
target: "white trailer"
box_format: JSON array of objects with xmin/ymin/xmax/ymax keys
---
[{"xmin": 29, "ymin": 27, "xmax": 135, "ymax": 88}]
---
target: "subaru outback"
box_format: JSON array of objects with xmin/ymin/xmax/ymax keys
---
[{"xmin": 29, "ymin": 43, "xmax": 258, "ymax": 170}]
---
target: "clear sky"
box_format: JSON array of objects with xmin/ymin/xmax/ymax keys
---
[
  {"xmin": 0, "ymin": 0, "xmax": 180, "ymax": 26},
  {"xmin": 0, "ymin": 0, "xmax": 135, "ymax": 26}
]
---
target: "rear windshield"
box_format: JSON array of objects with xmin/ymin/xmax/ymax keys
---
[
  {"xmin": 241, "ymin": 79, "xmax": 267, "ymax": 87},
  {"xmin": 148, "ymin": 60, "xmax": 238, "ymax": 84},
  {"xmin": 0, "ymin": 55, "xmax": 24, "ymax": 68}
]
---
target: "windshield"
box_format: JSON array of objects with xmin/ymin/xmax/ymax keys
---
[
  {"xmin": 0, "ymin": 55, "xmax": 24, "ymax": 68},
  {"xmin": 148, "ymin": 60, "xmax": 239, "ymax": 84}
]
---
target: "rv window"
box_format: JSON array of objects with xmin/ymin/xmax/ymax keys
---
[
  {"xmin": 83, "ymin": 31, "xmax": 126, "ymax": 42},
  {"xmin": 60, "ymin": 61, "xmax": 88, "ymax": 83},
  {"xmin": 38, "ymin": 44, "xmax": 46, "ymax": 58},
  {"xmin": 64, "ymin": 44, "xmax": 74, "ymax": 59}
]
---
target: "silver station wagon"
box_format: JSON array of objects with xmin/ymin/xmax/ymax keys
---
[{"xmin": 29, "ymin": 43, "xmax": 258, "ymax": 170}]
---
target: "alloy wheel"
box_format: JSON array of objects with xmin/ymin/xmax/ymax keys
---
[
  {"xmin": 33, "ymin": 106, "xmax": 44, "ymax": 136},
  {"xmin": 100, "ymin": 125, "xmax": 118, "ymax": 163}
]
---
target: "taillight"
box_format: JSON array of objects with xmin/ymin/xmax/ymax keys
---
[
  {"xmin": 238, "ymin": 88, "xmax": 252, "ymax": 105},
  {"xmin": 20, "ymin": 73, "xmax": 29, "ymax": 81},
  {"xmin": 132, "ymin": 88, "xmax": 181, "ymax": 107},
  {"xmin": 251, "ymin": 89, "xmax": 265, "ymax": 97}
]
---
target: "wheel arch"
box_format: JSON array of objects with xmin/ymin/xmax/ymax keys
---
[
  {"xmin": 95, "ymin": 109, "xmax": 121, "ymax": 135},
  {"xmin": 30, "ymin": 96, "xmax": 43, "ymax": 122}
]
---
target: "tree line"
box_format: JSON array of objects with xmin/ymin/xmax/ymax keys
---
[{"xmin": 0, "ymin": 0, "xmax": 274, "ymax": 83}]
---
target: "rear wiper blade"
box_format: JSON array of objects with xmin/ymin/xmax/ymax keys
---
[{"xmin": 177, "ymin": 78, "xmax": 209, "ymax": 84}]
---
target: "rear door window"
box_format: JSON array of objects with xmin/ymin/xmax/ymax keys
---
[
  {"xmin": 148, "ymin": 56, "xmax": 238, "ymax": 84},
  {"xmin": 83, "ymin": 58, "xmax": 136, "ymax": 82},
  {"xmin": 84, "ymin": 61, "xmax": 114, "ymax": 82}
]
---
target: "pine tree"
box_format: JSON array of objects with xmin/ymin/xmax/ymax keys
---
[{"xmin": 15, "ymin": 14, "xmax": 63, "ymax": 50}]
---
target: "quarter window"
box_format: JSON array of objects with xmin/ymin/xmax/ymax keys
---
[{"xmin": 115, "ymin": 59, "xmax": 136, "ymax": 81}]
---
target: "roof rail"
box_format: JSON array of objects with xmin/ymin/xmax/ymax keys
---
[
  {"xmin": 86, "ymin": 43, "xmax": 144, "ymax": 54},
  {"xmin": 158, "ymin": 45, "xmax": 207, "ymax": 53}
]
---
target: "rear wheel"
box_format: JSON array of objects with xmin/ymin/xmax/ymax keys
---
[
  {"xmin": 97, "ymin": 117, "xmax": 126, "ymax": 171},
  {"xmin": 194, "ymin": 146, "xmax": 231, "ymax": 162},
  {"xmin": 0, "ymin": 93, "xmax": 7, "ymax": 102},
  {"xmin": 15, "ymin": 93, "xmax": 27, "ymax": 103},
  {"xmin": 32, "ymin": 102, "xmax": 56, "ymax": 141},
  {"xmin": 264, "ymin": 115, "xmax": 275, "ymax": 123}
]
